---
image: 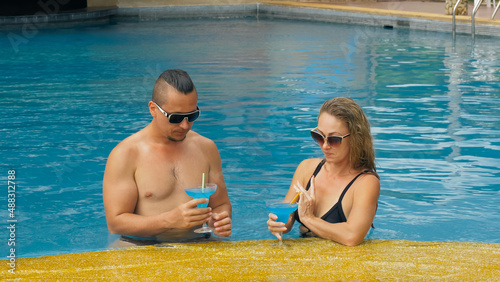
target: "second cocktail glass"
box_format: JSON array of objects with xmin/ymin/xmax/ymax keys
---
[{"xmin": 266, "ymin": 202, "xmax": 298, "ymax": 246}]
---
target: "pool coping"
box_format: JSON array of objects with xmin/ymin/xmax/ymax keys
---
[
  {"xmin": 0, "ymin": 2, "xmax": 498, "ymax": 37},
  {"xmin": 4, "ymin": 239, "xmax": 500, "ymax": 280},
  {"xmin": 113, "ymin": 2, "xmax": 499, "ymax": 37},
  {"xmin": 113, "ymin": 3, "xmax": 500, "ymax": 37}
]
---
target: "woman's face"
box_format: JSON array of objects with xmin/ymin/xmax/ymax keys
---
[{"xmin": 315, "ymin": 113, "xmax": 351, "ymax": 163}]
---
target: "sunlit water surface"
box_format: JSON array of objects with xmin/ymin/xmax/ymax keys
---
[{"xmin": 1, "ymin": 18, "xmax": 499, "ymax": 258}]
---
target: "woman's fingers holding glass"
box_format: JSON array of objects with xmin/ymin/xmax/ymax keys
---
[
  {"xmin": 268, "ymin": 213, "xmax": 280, "ymax": 223},
  {"xmin": 267, "ymin": 214, "xmax": 286, "ymax": 229},
  {"xmin": 267, "ymin": 213, "xmax": 286, "ymax": 242},
  {"xmin": 272, "ymin": 231, "xmax": 283, "ymax": 240}
]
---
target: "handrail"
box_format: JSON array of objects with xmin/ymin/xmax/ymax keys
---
[
  {"xmin": 452, "ymin": 0, "xmax": 463, "ymax": 39},
  {"xmin": 492, "ymin": 0, "xmax": 500, "ymax": 19},
  {"xmin": 453, "ymin": 0, "xmax": 499, "ymax": 38},
  {"xmin": 471, "ymin": 0, "xmax": 483, "ymax": 39}
]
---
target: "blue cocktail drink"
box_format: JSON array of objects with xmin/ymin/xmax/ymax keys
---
[
  {"xmin": 266, "ymin": 202, "xmax": 298, "ymax": 246},
  {"xmin": 185, "ymin": 188, "xmax": 216, "ymax": 209},
  {"xmin": 266, "ymin": 203, "xmax": 298, "ymax": 224},
  {"xmin": 185, "ymin": 183, "xmax": 217, "ymax": 233}
]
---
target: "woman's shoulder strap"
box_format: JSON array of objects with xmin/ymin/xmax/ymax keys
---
[{"xmin": 305, "ymin": 159, "xmax": 325, "ymax": 190}]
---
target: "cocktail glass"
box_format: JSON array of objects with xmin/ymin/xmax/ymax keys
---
[
  {"xmin": 266, "ymin": 202, "xmax": 298, "ymax": 246},
  {"xmin": 185, "ymin": 183, "xmax": 217, "ymax": 233}
]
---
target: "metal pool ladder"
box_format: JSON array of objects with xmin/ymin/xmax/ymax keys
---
[
  {"xmin": 453, "ymin": 0, "xmax": 500, "ymax": 39},
  {"xmin": 492, "ymin": 0, "xmax": 500, "ymax": 19}
]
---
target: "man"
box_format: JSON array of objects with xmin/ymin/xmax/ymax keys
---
[{"xmin": 103, "ymin": 69, "xmax": 232, "ymax": 245}]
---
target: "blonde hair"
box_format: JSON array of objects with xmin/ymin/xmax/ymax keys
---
[{"xmin": 319, "ymin": 97, "xmax": 378, "ymax": 178}]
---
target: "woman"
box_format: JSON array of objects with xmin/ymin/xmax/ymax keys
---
[{"xmin": 267, "ymin": 97, "xmax": 380, "ymax": 246}]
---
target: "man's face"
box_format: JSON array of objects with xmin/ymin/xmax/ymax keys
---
[{"xmin": 155, "ymin": 84, "xmax": 198, "ymax": 142}]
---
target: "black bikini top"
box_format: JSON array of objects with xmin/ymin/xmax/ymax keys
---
[{"xmin": 294, "ymin": 159, "xmax": 370, "ymax": 228}]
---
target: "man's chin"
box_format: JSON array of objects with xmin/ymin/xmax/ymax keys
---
[{"xmin": 168, "ymin": 135, "xmax": 186, "ymax": 142}]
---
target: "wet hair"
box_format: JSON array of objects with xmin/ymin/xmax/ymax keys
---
[
  {"xmin": 319, "ymin": 97, "xmax": 378, "ymax": 179},
  {"xmin": 152, "ymin": 69, "xmax": 196, "ymax": 105}
]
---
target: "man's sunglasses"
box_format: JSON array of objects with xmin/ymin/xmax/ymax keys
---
[
  {"xmin": 311, "ymin": 128, "xmax": 350, "ymax": 147},
  {"xmin": 153, "ymin": 101, "xmax": 200, "ymax": 124}
]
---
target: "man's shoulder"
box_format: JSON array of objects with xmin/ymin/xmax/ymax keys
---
[
  {"xmin": 187, "ymin": 131, "xmax": 216, "ymax": 147},
  {"xmin": 109, "ymin": 130, "xmax": 143, "ymax": 158},
  {"xmin": 104, "ymin": 131, "xmax": 143, "ymax": 174}
]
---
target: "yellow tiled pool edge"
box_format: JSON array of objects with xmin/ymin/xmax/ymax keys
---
[{"xmin": 2, "ymin": 239, "xmax": 499, "ymax": 280}]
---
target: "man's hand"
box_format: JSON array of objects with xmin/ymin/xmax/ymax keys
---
[
  {"xmin": 210, "ymin": 211, "xmax": 232, "ymax": 237},
  {"xmin": 165, "ymin": 198, "xmax": 212, "ymax": 229}
]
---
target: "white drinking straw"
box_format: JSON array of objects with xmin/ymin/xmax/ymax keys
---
[{"xmin": 202, "ymin": 173, "xmax": 205, "ymax": 191}]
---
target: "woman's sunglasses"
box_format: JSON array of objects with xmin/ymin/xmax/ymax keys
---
[
  {"xmin": 310, "ymin": 128, "xmax": 350, "ymax": 147},
  {"xmin": 153, "ymin": 101, "xmax": 200, "ymax": 124}
]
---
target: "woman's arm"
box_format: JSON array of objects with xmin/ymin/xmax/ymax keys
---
[
  {"xmin": 267, "ymin": 158, "xmax": 322, "ymax": 238},
  {"xmin": 297, "ymin": 174, "xmax": 380, "ymax": 246}
]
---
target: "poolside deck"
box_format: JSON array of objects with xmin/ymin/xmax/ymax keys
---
[
  {"xmin": 2, "ymin": 239, "xmax": 499, "ymax": 280},
  {"xmin": 258, "ymin": 0, "xmax": 499, "ymax": 36},
  {"xmin": 1, "ymin": 1, "xmax": 498, "ymax": 36},
  {"xmin": 300, "ymin": 0, "xmax": 498, "ymax": 20}
]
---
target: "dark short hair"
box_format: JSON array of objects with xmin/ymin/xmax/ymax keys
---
[{"xmin": 152, "ymin": 69, "xmax": 196, "ymax": 105}]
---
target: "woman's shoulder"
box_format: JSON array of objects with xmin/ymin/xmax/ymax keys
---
[
  {"xmin": 296, "ymin": 158, "xmax": 324, "ymax": 178},
  {"xmin": 353, "ymin": 172, "xmax": 381, "ymax": 195},
  {"xmin": 298, "ymin": 158, "xmax": 324, "ymax": 168},
  {"xmin": 359, "ymin": 169, "xmax": 380, "ymax": 183}
]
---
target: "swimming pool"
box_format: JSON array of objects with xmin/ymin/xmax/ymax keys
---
[{"xmin": 1, "ymin": 17, "xmax": 499, "ymax": 258}]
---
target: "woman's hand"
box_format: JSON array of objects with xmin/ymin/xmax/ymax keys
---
[
  {"xmin": 267, "ymin": 213, "xmax": 287, "ymax": 240},
  {"xmin": 294, "ymin": 176, "xmax": 316, "ymax": 221}
]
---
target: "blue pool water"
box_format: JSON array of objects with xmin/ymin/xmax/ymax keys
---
[{"xmin": 1, "ymin": 17, "xmax": 499, "ymax": 258}]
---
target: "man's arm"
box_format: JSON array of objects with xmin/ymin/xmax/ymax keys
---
[
  {"xmin": 204, "ymin": 139, "xmax": 232, "ymax": 237},
  {"xmin": 103, "ymin": 143, "xmax": 210, "ymax": 237}
]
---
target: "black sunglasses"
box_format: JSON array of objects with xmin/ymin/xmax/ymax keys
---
[
  {"xmin": 153, "ymin": 101, "xmax": 200, "ymax": 124},
  {"xmin": 311, "ymin": 128, "xmax": 350, "ymax": 147}
]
